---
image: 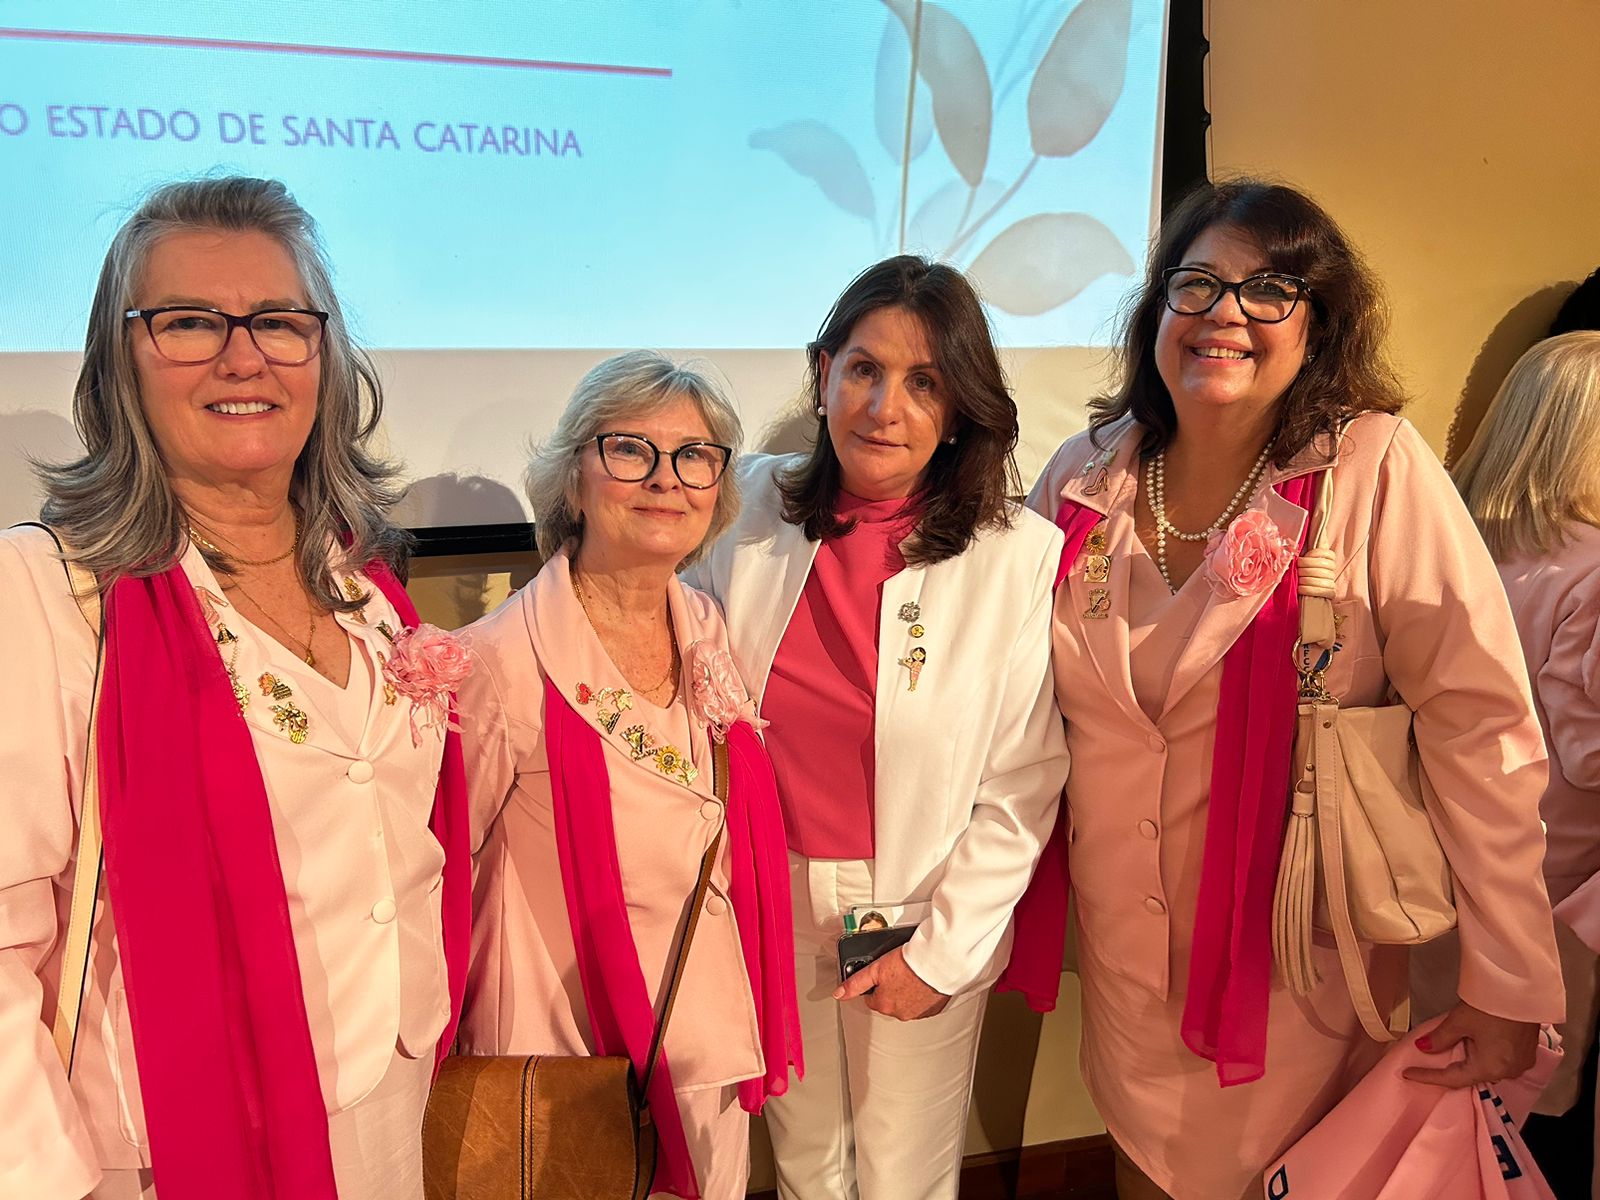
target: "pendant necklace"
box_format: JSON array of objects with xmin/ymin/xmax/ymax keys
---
[
  {"xmin": 571, "ymin": 565, "xmax": 680, "ymax": 695},
  {"xmin": 223, "ymin": 574, "xmax": 321, "ymax": 668}
]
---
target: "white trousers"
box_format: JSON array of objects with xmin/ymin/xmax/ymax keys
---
[
  {"xmin": 764, "ymin": 855, "xmax": 988, "ymax": 1200},
  {"xmin": 91, "ymin": 1043, "xmax": 433, "ymax": 1200}
]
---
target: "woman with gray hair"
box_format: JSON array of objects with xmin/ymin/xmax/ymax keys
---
[
  {"xmin": 0, "ymin": 176, "xmax": 472, "ymax": 1200},
  {"xmin": 455, "ymin": 351, "xmax": 802, "ymax": 1199}
]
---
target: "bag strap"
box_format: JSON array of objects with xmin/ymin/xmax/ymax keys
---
[
  {"xmin": 14, "ymin": 524, "xmax": 108, "ymax": 1076},
  {"xmin": 639, "ymin": 737, "xmax": 729, "ymax": 1096}
]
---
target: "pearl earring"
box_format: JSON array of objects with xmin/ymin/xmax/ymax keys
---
[
  {"xmin": 944, "ymin": 436, "xmax": 958, "ymax": 445},
  {"xmin": 815, "ymin": 405, "xmax": 826, "ymax": 417}
]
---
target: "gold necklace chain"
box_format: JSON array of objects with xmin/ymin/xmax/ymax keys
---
[
  {"xmin": 188, "ymin": 513, "xmax": 299, "ymax": 566},
  {"xmin": 222, "ymin": 573, "xmax": 321, "ymax": 668},
  {"xmin": 570, "ymin": 565, "xmax": 680, "ymax": 694}
]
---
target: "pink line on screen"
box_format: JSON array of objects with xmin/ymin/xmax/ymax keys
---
[{"xmin": 0, "ymin": 27, "xmax": 672, "ymax": 78}]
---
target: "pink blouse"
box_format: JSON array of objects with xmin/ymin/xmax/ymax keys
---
[{"xmin": 762, "ymin": 491, "xmax": 918, "ymax": 858}]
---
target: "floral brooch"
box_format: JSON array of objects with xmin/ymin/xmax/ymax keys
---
[
  {"xmin": 1203, "ymin": 510, "xmax": 1296, "ymax": 599},
  {"xmin": 380, "ymin": 623, "xmax": 473, "ymax": 745},
  {"xmin": 685, "ymin": 640, "xmax": 765, "ymax": 741}
]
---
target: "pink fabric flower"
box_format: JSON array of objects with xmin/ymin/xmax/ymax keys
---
[
  {"xmin": 381, "ymin": 623, "xmax": 473, "ymax": 745},
  {"xmin": 686, "ymin": 639, "xmax": 766, "ymax": 741},
  {"xmin": 1204, "ymin": 509, "xmax": 1296, "ymax": 599}
]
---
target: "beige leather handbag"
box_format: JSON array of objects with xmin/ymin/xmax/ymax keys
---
[{"xmin": 1271, "ymin": 470, "xmax": 1457, "ymax": 1042}]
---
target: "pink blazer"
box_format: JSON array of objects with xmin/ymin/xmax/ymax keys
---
[
  {"xmin": 0, "ymin": 527, "xmax": 450, "ymax": 1199},
  {"xmin": 455, "ymin": 547, "xmax": 764, "ymax": 1091},
  {"xmin": 1027, "ymin": 413, "xmax": 1565, "ymax": 1197}
]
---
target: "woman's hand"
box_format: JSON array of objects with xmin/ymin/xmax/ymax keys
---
[
  {"xmin": 1401, "ymin": 1002, "xmax": 1540, "ymax": 1087},
  {"xmin": 832, "ymin": 946, "xmax": 951, "ymax": 1021}
]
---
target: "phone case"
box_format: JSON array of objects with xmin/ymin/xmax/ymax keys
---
[{"xmin": 836, "ymin": 924, "xmax": 917, "ymax": 981}]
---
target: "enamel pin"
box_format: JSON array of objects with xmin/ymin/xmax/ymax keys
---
[
  {"xmin": 897, "ymin": 647, "xmax": 926, "ymax": 691},
  {"xmin": 1084, "ymin": 588, "xmax": 1112, "ymax": 620},
  {"xmin": 898, "ymin": 602, "xmax": 921, "ymax": 623}
]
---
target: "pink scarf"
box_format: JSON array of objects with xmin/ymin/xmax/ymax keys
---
[
  {"xmin": 999, "ymin": 473, "xmax": 1317, "ymax": 1086},
  {"xmin": 544, "ymin": 677, "xmax": 801, "ymax": 1199},
  {"xmin": 96, "ymin": 559, "xmax": 470, "ymax": 1200}
]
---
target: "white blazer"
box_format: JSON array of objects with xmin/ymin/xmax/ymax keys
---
[{"xmin": 684, "ymin": 454, "xmax": 1069, "ymax": 995}]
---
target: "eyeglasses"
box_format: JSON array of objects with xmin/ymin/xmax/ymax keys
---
[
  {"xmin": 591, "ymin": 433, "xmax": 732, "ymax": 490},
  {"xmin": 1160, "ymin": 267, "xmax": 1310, "ymax": 323},
  {"xmin": 124, "ymin": 306, "xmax": 330, "ymax": 365}
]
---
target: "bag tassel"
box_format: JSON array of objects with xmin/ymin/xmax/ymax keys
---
[{"xmin": 1273, "ymin": 778, "xmax": 1321, "ymax": 994}]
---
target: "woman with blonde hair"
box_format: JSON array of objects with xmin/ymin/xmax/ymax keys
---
[
  {"xmin": 1455, "ymin": 329, "xmax": 1600, "ymax": 1198},
  {"xmin": 456, "ymin": 351, "xmax": 801, "ymax": 1199}
]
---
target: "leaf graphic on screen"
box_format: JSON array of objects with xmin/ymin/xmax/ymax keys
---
[
  {"xmin": 907, "ymin": 176, "xmax": 1005, "ymax": 254},
  {"xmin": 875, "ymin": 14, "xmax": 933, "ymax": 163},
  {"xmin": 879, "ymin": 0, "xmax": 992, "ymax": 186},
  {"xmin": 1028, "ymin": 0, "xmax": 1132, "ymax": 158},
  {"xmin": 969, "ymin": 212, "xmax": 1134, "ymax": 316},
  {"xmin": 749, "ymin": 121, "xmax": 877, "ymax": 220}
]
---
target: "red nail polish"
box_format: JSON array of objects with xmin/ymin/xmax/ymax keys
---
[{"xmin": 1415, "ymin": 1036, "xmax": 1432, "ymax": 1051}]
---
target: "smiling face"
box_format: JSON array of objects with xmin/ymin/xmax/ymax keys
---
[
  {"xmin": 819, "ymin": 305, "xmax": 954, "ymax": 501},
  {"xmin": 130, "ymin": 228, "xmax": 321, "ymax": 494},
  {"xmin": 1154, "ymin": 223, "xmax": 1312, "ymax": 428},
  {"xmin": 573, "ymin": 394, "xmax": 720, "ymax": 570}
]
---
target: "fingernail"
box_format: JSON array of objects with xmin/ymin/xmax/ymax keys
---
[{"xmin": 1414, "ymin": 1036, "xmax": 1432, "ymax": 1050}]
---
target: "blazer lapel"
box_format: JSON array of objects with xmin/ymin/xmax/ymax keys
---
[
  {"xmin": 1158, "ymin": 483, "xmax": 1311, "ymax": 720},
  {"xmin": 530, "ymin": 548, "xmax": 714, "ymax": 800},
  {"xmin": 727, "ymin": 515, "xmax": 820, "ymax": 703},
  {"xmin": 1055, "ymin": 426, "xmax": 1153, "ymax": 733}
]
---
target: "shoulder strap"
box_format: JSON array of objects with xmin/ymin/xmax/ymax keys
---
[
  {"xmin": 639, "ymin": 738, "xmax": 729, "ymax": 1096},
  {"xmin": 15, "ymin": 523, "xmax": 108, "ymax": 1075},
  {"xmin": 1297, "ymin": 469, "xmax": 1339, "ymax": 648}
]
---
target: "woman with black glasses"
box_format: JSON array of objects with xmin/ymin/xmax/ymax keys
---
[
  {"xmin": 1019, "ymin": 178, "xmax": 1563, "ymax": 1199},
  {"xmin": 455, "ymin": 352, "xmax": 801, "ymax": 1199},
  {"xmin": 0, "ymin": 176, "xmax": 473, "ymax": 1200}
]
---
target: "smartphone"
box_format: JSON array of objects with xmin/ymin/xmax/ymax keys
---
[{"xmin": 836, "ymin": 924, "xmax": 917, "ymax": 982}]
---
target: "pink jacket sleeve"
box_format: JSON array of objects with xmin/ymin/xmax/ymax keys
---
[
  {"xmin": 0, "ymin": 536, "xmax": 102, "ymax": 1199},
  {"xmin": 1536, "ymin": 567, "xmax": 1600, "ymax": 793},
  {"xmin": 1368, "ymin": 424, "xmax": 1564, "ymax": 1024}
]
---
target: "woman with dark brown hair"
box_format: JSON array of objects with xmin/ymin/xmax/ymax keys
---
[
  {"xmin": 685, "ymin": 255, "xmax": 1068, "ymax": 1199},
  {"xmin": 1020, "ymin": 178, "xmax": 1565, "ymax": 1198}
]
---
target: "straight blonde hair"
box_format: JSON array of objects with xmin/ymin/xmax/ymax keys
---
[{"xmin": 1454, "ymin": 330, "xmax": 1600, "ymax": 560}]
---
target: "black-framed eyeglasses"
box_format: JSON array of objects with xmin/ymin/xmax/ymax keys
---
[
  {"xmin": 124, "ymin": 306, "xmax": 330, "ymax": 365},
  {"xmin": 591, "ymin": 432, "xmax": 732, "ymax": 490},
  {"xmin": 1160, "ymin": 267, "xmax": 1310, "ymax": 323}
]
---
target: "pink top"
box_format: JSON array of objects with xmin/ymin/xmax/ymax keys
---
[{"xmin": 763, "ymin": 491, "xmax": 918, "ymax": 858}]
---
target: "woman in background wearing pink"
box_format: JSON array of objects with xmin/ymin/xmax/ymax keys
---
[
  {"xmin": 456, "ymin": 352, "xmax": 800, "ymax": 1200},
  {"xmin": 1022, "ymin": 179, "xmax": 1564, "ymax": 1199},
  {"xmin": 1456, "ymin": 330, "xmax": 1600, "ymax": 1199}
]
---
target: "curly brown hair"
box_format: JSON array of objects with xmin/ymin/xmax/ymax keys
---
[
  {"xmin": 778, "ymin": 255, "xmax": 1020, "ymax": 566},
  {"xmin": 1090, "ymin": 178, "xmax": 1405, "ymax": 464}
]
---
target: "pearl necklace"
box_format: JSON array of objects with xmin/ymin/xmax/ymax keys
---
[{"xmin": 1147, "ymin": 444, "xmax": 1271, "ymax": 593}]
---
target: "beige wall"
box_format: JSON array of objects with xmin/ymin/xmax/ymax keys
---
[
  {"xmin": 412, "ymin": 3, "xmax": 1599, "ymax": 1187},
  {"xmin": 1207, "ymin": 0, "xmax": 1600, "ymax": 461}
]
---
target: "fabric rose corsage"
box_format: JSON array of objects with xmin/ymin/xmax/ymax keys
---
[
  {"xmin": 1203, "ymin": 509, "xmax": 1296, "ymax": 599},
  {"xmin": 380, "ymin": 623, "xmax": 473, "ymax": 746},
  {"xmin": 686, "ymin": 640, "xmax": 766, "ymax": 742}
]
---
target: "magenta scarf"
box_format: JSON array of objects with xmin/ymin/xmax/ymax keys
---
[
  {"xmin": 544, "ymin": 677, "xmax": 801, "ymax": 1199},
  {"xmin": 999, "ymin": 475, "xmax": 1317, "ymax": 1085},
  {"xmin": 96, "ymin": 559, "xmax": 470, "ymax": 1200}
]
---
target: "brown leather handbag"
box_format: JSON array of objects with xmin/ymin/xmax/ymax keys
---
[{"xmin": 422, "ymin": 741, "xmax": 728, "ymax": 1200}]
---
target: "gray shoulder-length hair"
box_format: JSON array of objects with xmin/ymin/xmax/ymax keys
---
[
  {"xmin": 525, "ymin": 351, "xmax": 744, "ymax": 566},
  {"xmin": 36, "ymin": 175, "xmax": 408, "ymax": 610}
]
